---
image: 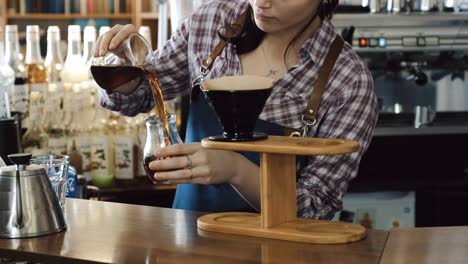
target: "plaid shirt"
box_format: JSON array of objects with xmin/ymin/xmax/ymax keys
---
[{"xmin": 100, "ymin": 0, "xmax": 378, "ymax": 220}]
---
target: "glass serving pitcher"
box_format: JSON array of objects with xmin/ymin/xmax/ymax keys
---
[
  {"xmin": 143, "ymin": 114, "xmax": 182, "ymax": 184},
  {"xmin": 90, "ymin": 33, "xmax": 153, "ymax": 95}
]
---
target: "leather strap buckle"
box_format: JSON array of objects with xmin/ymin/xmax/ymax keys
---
[
  {"xmin": 301, "ymin": 115, "xmax": 317, "ymax": 137},
  {"xmin": 192, "ymin": 65, "xmax": 210, "ymax": 88}
]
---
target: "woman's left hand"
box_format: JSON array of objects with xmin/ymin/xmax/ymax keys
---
[{"xmin": 148, "ymin": 143, "xmax": 242, "ymax": 185}]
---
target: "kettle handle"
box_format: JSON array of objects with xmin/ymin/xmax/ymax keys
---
[{"xmin": 8, "ymin": 153, "xmax": 32, "ymax": 229}]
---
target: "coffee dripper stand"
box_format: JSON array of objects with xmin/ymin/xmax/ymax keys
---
[
  {"xmin": 198, "ymin": 136, "xmax": 365, "ymax": 244},
  {"xmin": 197, "ymin": 77, "xmax": 366, "ymax": 244}
]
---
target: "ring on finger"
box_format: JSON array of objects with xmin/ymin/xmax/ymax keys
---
[{"xmin": 186, "ymin": 155, "xmax": 192, "ymax": 170}]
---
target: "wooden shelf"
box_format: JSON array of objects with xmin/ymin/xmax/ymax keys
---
[
  {"xmin": 140, "ymin": 12, "xmax": 158, "ymax": 20},
  {"xmin": 8, "ymin": 13, "xmax": 132, "ymax": 20}
]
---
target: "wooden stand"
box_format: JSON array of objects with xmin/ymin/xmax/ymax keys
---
[{"xmin": 198, "ymin": 135, "xmax": 367, "ymax": 244}]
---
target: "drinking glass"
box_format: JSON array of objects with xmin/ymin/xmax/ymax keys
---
[{"xmin": 30, "ymin": 155, "xmax": 69, "ymax": 210}]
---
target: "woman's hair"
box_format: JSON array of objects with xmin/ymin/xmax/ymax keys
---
[{"xmin": 219, "ymin": 1, "xmax": 339, "ymax": 64}]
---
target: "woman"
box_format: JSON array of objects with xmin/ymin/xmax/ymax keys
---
[{"xmin": 95, "ymin": 0, "xmax": 378, "ymax": 220}]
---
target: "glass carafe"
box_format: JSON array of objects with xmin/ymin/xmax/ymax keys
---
[
  {"xmin": 143, "ymin": 114, "xmax": 182, "ymax": 184},
  {"xmin": 90, "ymin": 33, "xmax": 152, "ymax": 94}
]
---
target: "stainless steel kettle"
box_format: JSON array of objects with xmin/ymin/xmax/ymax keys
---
[{"xmin": 0, "ymin": 153, "xmax": 66, "ymax": 238}]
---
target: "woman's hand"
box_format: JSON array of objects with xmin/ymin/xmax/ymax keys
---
[
  {"xmin": 94, "ymin": 24, "xmax": 138, "ymax": 57},
  {"xmin": 148, "ymin": 143, "xmax": 245, "ymax": 185}
]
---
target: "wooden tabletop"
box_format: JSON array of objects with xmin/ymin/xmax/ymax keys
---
[
  {"xmin": 381, "ymin": 226, "xmax": 468, "ymax": 264},
  {"xmin": 0, "ymin": 199, "xmax": 388, "ymax": 264}
]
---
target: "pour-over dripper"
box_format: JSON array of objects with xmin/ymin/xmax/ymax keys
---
[{"xmin": 201, "ymin": 75, "xmax": 273, "ymax": 142}]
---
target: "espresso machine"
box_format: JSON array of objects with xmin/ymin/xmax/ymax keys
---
[
  {"xmin": 332, "ymin": 13, "xmax": 468, "ymax": 227},
  {"xmin": 334, "ymin": 13, "xmax": 468, "ymax": 120}
]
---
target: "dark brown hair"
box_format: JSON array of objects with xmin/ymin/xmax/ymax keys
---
[{"xmin": 220, "ymin": 1, "xmax": 339, "ymax": 65}]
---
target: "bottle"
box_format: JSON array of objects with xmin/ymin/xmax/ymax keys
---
[
  {"xmin": 60, "ymin": 25, "xmax": 93, "ymax": 180},
  {"xmin": 5, "ymin": 25, "xmax": 28, "ymax": 123},
  {"xmin": 143, "ymin": 114, "xmax": 182, "ymax": 184},
  {"xmin": 0, "ymin": 28, "xmax": 15, "ymax": 119},
  {"xmin": 82, "ymin": 26, "xmax": 98, "ymax": 126},
  {"xmin": 61, "ymin": 25, "xmax": 90, "ymax": 127},
  {"xmin": 91, "ymin": 107, "xmax": 115, "ymax": 187},
  {"xmin": 25, "ymin": 25, "xmax": 48, "ymax": 127},
  {"xmin": 99, "ymin": 26, "xmax": 110, "ymax": 37},
  {"xmin": 62, "ymin": 83, "xmax": 73, "ymax": 136},
  {"xmin": 113, "ymin": 114, "xmax": 136, "ymax": 180},
  {"xmin": 45, "ymin": 83, "xmax": 67, "ymax": 155},
  {"xmin": 44, "ymin": 26, "xmax": 67, "ymax": 155},
  {"xmin": 82, "ymin": 25, "xmax": 96, "ymax": 64},
  {"xmin": 68, "ymin": 84, "xmax": 93, "ymax": 181},
  {"xmin": 44, "ymin": 26, "xmax": 64, "ymax": 87},
  {"xmin": 61, "ymin": 25, "xmax": 88, "ymax": 84},
  {"xmin": 22, "ymin": 91, "xmax": 49, "ymax": 155}
]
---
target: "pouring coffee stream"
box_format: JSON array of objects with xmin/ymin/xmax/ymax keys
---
[{"xmin": 90, "ymin": 65, "xmax": 171, "ymax": 144}]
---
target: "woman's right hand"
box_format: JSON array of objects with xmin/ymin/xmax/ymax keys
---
[{"xmin": 94, "ymin": 24, "xmax": 138, "ymax": 57}]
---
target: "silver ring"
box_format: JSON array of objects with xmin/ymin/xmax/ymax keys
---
[{"xmin": 186, "ymin": 155, "xmax": 192, "ymax": 170}]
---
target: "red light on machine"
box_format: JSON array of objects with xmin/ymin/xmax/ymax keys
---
[{"xmin": 359, "ymin": 38, "xmax": 367, "ymax": 47}]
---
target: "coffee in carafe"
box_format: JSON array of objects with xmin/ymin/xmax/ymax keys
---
[{"xmin": 90, "ymin": 65, "xmax": 146, "ymax": 92}]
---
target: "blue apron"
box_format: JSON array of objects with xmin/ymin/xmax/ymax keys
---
[{"xmin": 172, "ymin": 91, "xmax": 285, "ymax": 212}]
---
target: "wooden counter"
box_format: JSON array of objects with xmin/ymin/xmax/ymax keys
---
[
  {"xmin": 381, "ymin": 226, "xmax": 468, "ymax": 264},
  {"xmin": 0, "ymin": 199, "xmax": 388, "ymax": 264}
]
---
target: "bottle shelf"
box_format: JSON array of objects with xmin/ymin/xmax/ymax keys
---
[
  {"xmin": 8, "ymin": 13, "xmax": 132, "ymax": 20},
  {"xmin": 140, "ymin": 12, "xmax": 158, "ymax": 20}
]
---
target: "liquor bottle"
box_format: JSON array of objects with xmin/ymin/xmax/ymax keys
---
[
  {"xmin": 82, "ymin": 25, "xmax": 98, "ymax": 125},
  {"xmin": 91, "ymin": 107, "xmax": 115, "ymax": 187},
  {"xmin": 44, "ymin": 26, "xmax": 67, "ymax": 155},
  {"xmin": 68, "ymin": 84, "xmax": 92, "ymax": 180},
  {"xmin": 61, "ymin": 25, "xmax": 93, "ymax": 180},
  {"xmin": 99, "ymin": 26, "xmax": 110, "ymax": 37},
  {"xmin": 61, "ymin": 25, "xmax": 88, "ymax": 84},
  {"xmin": 22, "ymin": 91, "xmax": 49, "ymax": 155},
  {"xmin": 62, "ymin": 83, "xmax": 73, "ymax": 137},
  {"xmin": 114, "ymin": 114, "xmax": 135, "ymax": 180},
  {"xmin": 44, "ymin": 26, "xmax": 64, "ymax": 86},
  {"xmin": 25, "ymin": 25, "xmax": 48, "ymax": 127},
  {"xmin": 5, "ymin": 25, "xmax": 29, "ymax": 124},
  {"xmin": 45, "ymin": 83, "xmax": 67, "ymax": 155},
  {"xmin": 61, "ymin": 25, "xmax": 90, "ymax": 126},
  {"xmin": 0, "ymin": 27, "xmax": 15, "ymax": 119},
  {"xmin": 82, "ymin": 25, "xmax": 96, "ymax": 64}
]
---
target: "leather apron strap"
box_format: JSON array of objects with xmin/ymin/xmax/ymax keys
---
[
  {"xmin": 192, "ymin": 11, "xmax": 247, "ymax": 89},
  {"xmin": 287, "ymin": 36, "xmax": 344, "ymax": 137},
  {"xmin": 303, "ymin": 37, "xmax": 344, "ymax": 125}
]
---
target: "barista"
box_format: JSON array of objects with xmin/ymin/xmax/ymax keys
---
[{"xmin": 94, "ymin": 0, "xmax": 378, "ymax": 219}]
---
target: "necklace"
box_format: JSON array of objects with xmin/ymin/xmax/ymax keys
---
[{"xmin": 261, "ymin": 45, "xmax": 283, "ymax": 79}]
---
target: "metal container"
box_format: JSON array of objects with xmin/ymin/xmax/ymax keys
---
[{"xmin": 0, "ymin": 153, "xmax": 66, "ymax": 238}]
